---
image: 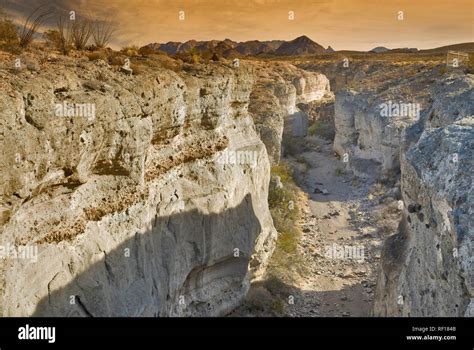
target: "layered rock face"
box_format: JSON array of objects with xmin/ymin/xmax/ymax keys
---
[
  {"xmin": 0, "ymin": 57, "xmax": 276, "ymax": 316},
  {"xmin": 248, "ymin": 62, "xmax": 331, "ymax": 164},
  {"xmin": 332, "ymin": 66, "xmax": 442, "ymax": 179},
  {"xmin": 319, "ymin": 58, "xmax": 473, "ymax": 316},
  {"xmin": 372, "ymin": 74, "xmax": 474, "ymax": 316},
  {"xmin": 374, "ymin": 117, "xmax": 473, "ymax": 316},
  {"xmin": 333, "ymin": 89, "xmax": 414, "ymax": 179}
]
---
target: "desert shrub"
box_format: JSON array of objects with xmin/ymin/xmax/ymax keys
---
[
  {"xmin": 130, "ymin": 63, "xmax": 144, "ymax": 75},
  {"xmin": 0, "ymin": 19, "xmax": 17, "ymax": 43},
  {"xmin": 156, "ymin": 57, "xmax": 183, "ymax": 72},
  {"xmin": 91, "ymin": 20, "xmax": 115, "ymax": 48},
  {"xmin": 87, "ymin": 50, "xmax": 107, "ymax": 61},
  {"xmin": 308, "ymin": 120, "xmax": 334, "ymax": 140},
  {"xmin": 271, "ymin": 299, "xmax": 286, "ymax": 315},
  {"xmin": 188, "ymin": 47, "xmax": 201, "ymax": 64},
  {"xmin": 0, "ymin": 9, "xmax": 18, "ymax": 51},
  {"xmin": 269, "ymin": 162, "xmax": 301, "ymax": 255},
  {"xmin": 56, "ymin": 14, "xmax": 73, "ymax": 54},
  {"xmin": 282, "ymin": 137, "xmax": 309, "ymax": 157},
  {"xmin": 136, "ymin": 54, "xmax": 183, "ymax": 72},
  {"xmin": 107, "ymin": 51, "xmax": 125, "ymax": 66},
  {"xmin": 235, "ymin": 277, "xmax": 292, "ymax": 316},
  {"xmin": 295, "ymin": 155, "xmax": 307, "ymax": 164},
  {"xmin": 43, "ymin": 29, "xmax": 61, "ymax": 48},
  {"xmin": 369, "ymin": 182, "xmax": 385, "ymax": 197},
  {"xmin": 121, "ymin": 45, "xmax": 139, "ymax": 57},
  {"xmin": 71, "ymin": 17, "xmax": 92, "ymax": 50},
  {"xmin": 175, "ymin": 47, "xmax": 201, "ymax": 64},
  {"xmin": 18, "ymin": 6, "xmax": 51, "ymax": 48},
  {"xmin": 200, "ymin": 50, "xmax": 221, "ymax": 63},
  {"xmin": 138, "ymin": 46, "xmax": 157, "ymax": 56},
  {"xmin": 265, "ymin": 162, "xmax": 307, "ymax": 285},
  {"xmin": 270, "ymin": 162, "xmax": 294, "ymax": 185}
]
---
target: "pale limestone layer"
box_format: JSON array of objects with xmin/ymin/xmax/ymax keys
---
[
  {"xmin": 374, "ymin": 117, "xmax": 473, "ymax": 316},
  {"xmin": 372, "ymin": 74, "xmax": 474, "ymax": 317},
  {"xmin": 333, "ymin": 73, "xmax": 473, "ymax": 180},
  {"xmin": 248, "ymin": 62, "xmax": 331, "ymax": 164},
  {"xmin": 328, "ymin": 68, "xmax": 473, "ymax": 316},
  {"xmin": 0, "ymin": 58, "xmax": 277, "ymax": 316}
]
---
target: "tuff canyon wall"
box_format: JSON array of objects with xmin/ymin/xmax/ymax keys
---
[{"xmin": 0, "ymin": 55, "xmax": 279, "ymax": 316}]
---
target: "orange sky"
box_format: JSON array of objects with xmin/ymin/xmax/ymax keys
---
[{"xmin": 3, "ymin": 0, "xmax": 474, "ymax": 50}]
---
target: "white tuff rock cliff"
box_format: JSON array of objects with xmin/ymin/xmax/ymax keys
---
[
  {"xmin": 332, "ymin": 70, "xmax": 473, "ymax": 316},
  {"xmin": 0, "ymin": 58, "xmax": 277, "ymax": 316}
]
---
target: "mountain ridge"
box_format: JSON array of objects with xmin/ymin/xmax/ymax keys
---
[{"xmin": 143, "ymin": 38, "xmax": 474, "ymax": 57}]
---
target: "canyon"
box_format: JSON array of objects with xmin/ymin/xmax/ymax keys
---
[
  {"xmin": 0, "ymin": 48, "xmax": 472, "ymax": 317},
  {"xmin": 300, "ymin": 59, "xmax": 473, "ymax": 316}
]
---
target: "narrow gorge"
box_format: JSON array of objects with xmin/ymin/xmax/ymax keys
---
[{"xmin": 0, "ymin": 50, "xmax": 472, "ymax": 318}]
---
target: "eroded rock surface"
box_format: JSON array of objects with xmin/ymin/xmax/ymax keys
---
[
  {"xmin": 0, "ymin": 55, "xmax": 277, "ymax": 316},
  {"xmin": 331, "ymin": 68, "xmax": 447, "ymax": 179},
  {"xmin": 375, "ymin": 117, "xmax": 473, "ymax": 316},
  {"xmin": 248, "ymin": 62, "xmax": 331, "ymax": 164},
  {"xmin": 322, "ymin": 62, "xmax": 473, "ymax": 316}
]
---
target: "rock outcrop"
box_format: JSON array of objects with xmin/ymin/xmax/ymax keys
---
[
  {"xmin": 331, "ymin": 66, "xmax": 447, "ymax": 179},
  {"xmin": 374, "ymin": 117, "xmax": 473, "ymax": 316},
  {"xmin": 316, "ymin": 58, "xmax": 473, "ymax": 316},
  {"xmin": 333, "ymin": 88, "xmax": 417, "ymax": 179},
  {"xmin": 248, "ymin": 62, "xmax": 331, "ymax": 163},
  {"xmin": 373, "ymin": 74, "xmax": 474, "ymax": 316},
  {"xmin": 0, "ymin": 55, "xmax": 277, "ymax": 316}
]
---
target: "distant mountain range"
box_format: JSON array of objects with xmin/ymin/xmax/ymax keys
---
[
  {"xmin": 144, "ymin": 35, "xmax": 328, "ymax": 57},
  {"xmin": 142, "ymin": 37, "xmax": 474, "ymax": 57},
  {"xmin": 369, "ymin": 43, "xmax": 474, "ymax": 54}
]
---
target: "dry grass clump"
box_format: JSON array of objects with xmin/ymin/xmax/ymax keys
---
[
  {"xmin": 87, "ymin": 50, "xmax": 108, "ymax": 61},
  {"xmin": 0, "ymin": 8, "xmax": 19, "ymax": 51},
  {"xmin": 121, "ymin": 45, "xmax": 139, "ymax": 57}
]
